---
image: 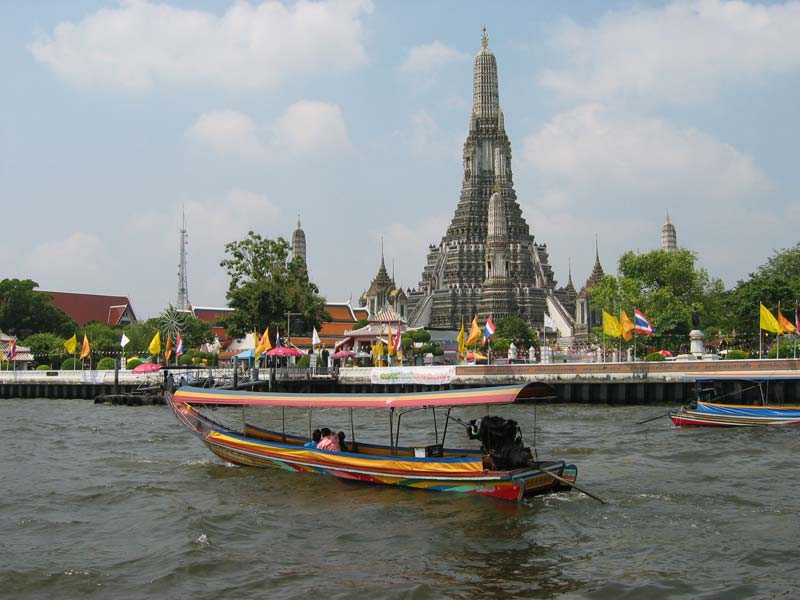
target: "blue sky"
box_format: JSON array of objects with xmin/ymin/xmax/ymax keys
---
[{"xmin": 3, "ymin": 0, "xmax": 799, "ymax": 320}]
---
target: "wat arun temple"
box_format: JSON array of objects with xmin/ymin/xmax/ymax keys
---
[{"xmin": 406, "ymin": 31, "xmax": 589, "ymax": 335}]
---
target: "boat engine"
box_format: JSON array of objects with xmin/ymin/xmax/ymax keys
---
[{"xmin": 467, "ymin": 416, "xmax": 533, "ymax": 469}]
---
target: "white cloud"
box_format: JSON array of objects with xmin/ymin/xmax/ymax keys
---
[
  {"xmin": 186, "ymin": 110, "xmax": 267, "ymax": 160},
  {"xmin": 518, "ymin": 102, "xmax": 783, "ymax": 287},
  {"xmin": 401, "ymin": 110, "xmax": 462, "ymax": 160},
  {"xmin": 523, "ymin": 103, "xmax": 768, "ymax": 199},
  {"xmin": 30, "ymin": 0, "xmax": 373, "ymax": 90},
  {"xmin": 400, "ymin": 41, "xmax": 469, "ymax": 86},
  {"xmin": 23, "ymin": 233, "xmax": 111, "ymax": 290},
  {"xmin": 270, "ymin": 100, "xmax": 351, "ymax": 156},
  {"xmin": 541, "ymin": 0, "xmax": 800, "ymax": 105},
  {"xmin": 187, "ymin": 101, "xmax": 350, "ymax": 159}
]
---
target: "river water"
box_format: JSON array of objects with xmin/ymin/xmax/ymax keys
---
[{"xmin": 1, "ymin": 398, "xmax": 798, "ymax": 599}]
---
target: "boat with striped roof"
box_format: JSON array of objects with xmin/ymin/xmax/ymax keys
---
[{"xmin": 165, "ymin": 383, "xmax": 578, "ymax": 502}]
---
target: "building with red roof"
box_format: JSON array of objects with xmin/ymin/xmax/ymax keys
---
[{"xmin": 39, "ymin": 291, "xmax": 137, "ymax": 326}]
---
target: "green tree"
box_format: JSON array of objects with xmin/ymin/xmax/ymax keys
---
[
  {"xmin": 0, "ymin": 279, "xmax": 75, "ymax": 338},
  {"xmin": 22, "ymin": 332, "xmax": 64, "ymax": 364},
  {"xmin": 494, "ymin": 316, "xmax": 536, "ymax": 347},
  {"xmin": 219, "ymin": 232, "xmax": 327, "ymax": 339},
  {"xmin": 725, "ymin": 243, "xmax": 800, "ymax": 333},
  {"xmin": 590, "ymin": 249, "xmax": 725, "ymax": 348}
]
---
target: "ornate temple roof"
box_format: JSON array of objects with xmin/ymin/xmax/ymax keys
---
[{"xmin": 661, "ymin": 211, "xmax": 677, "ymax": 252}]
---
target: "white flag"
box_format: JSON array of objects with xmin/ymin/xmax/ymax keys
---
[
  {"xmin": 311, "ymin": 327, "xmax": 321, "ymax": 347},
  {"xmin": 543, "ymin": 314, "xmax": 557, "ymax": 331},
  {"xmin": 120, "ymin": 332, "xmax": 130, "ymax": 348}
]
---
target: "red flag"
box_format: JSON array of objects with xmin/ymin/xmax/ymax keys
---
[{"xmin": 395, "ymin": 323, "xmax": 402, "ymax": 352}]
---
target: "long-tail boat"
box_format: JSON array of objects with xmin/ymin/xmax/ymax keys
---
[
  {"xmin": 166, "ymin": 383, "xmax": 578, "ymax": 502},
  {"xmin": 671, "ymin": 377, "xmax": 800, "ymax": 427}
]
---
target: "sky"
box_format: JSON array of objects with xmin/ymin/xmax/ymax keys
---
[{"xmin": 3, "ymin": 0, "xmax": 800, "ymax": 320}]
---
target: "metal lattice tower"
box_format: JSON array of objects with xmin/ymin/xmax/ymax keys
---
[{"xmin": 177, "ymin": 208, "xmax": 190, "ymax": 310}]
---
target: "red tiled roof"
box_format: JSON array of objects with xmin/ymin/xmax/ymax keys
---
[
  {"xmin": 192, "ymin": 306, "xmax": 233, "ymax": 324},
  {"xmin": 39, "ymin": 291, "xmax": 137, "ymax": 326},
  {"xmin": 320, "ymin": 322, "xmax": 355, "ymax": 336},
  {"xmin": 353, "ymin": 308, "xmax": 368, "ymax": 320},
  {"xmin": 324, "ymin": 304, "xmax": 356, "ymax": 322}
]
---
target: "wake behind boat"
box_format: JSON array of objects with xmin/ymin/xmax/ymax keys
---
[{"xmin": 166, "ymin": 384, "xmax": 578, "ymax": 502}]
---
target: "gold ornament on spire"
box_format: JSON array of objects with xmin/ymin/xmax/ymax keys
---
[{"xmin": 481, "ymin": 26, "xmax": 488, "ymax": 49}]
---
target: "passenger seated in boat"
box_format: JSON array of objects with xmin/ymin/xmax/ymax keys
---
[
  {"xmin": 304, "ymin": 429, "xmax": 321, "ymax": 448},
  {"xmin": 337, "ymin": 431, "xmax": 347, "ymax": 452},
  {"xmin": 316, "ymin": 428, "xmax": 340, "ymax": 451}
]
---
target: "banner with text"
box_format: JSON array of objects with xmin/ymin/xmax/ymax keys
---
[{"xmin": 370, "ymin": 366, "xmax": 456, "ymax": 386}]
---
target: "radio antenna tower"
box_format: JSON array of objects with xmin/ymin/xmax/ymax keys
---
[{"xmin": 176, "ymin": 207, "xmax": 190, "ymax": 310}]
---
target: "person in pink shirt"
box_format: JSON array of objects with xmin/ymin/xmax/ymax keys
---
[{"xmin": 316, "ymin": 428, "xmax": 340, "ymax": 451}]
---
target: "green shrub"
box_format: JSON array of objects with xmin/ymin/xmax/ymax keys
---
[
  {"xmin": 36, "ymin": 364, "xmax": 52, "ymax": 370},
  {"xmin": 296, "ymin": 354, "xmax": 311, "ymax": 368},
  {"xmin": 0, "ymin": 360, "xmax": 10, "ymax": 371},
  {"xmin": 96, "ymin": 357, "xmax": 116, "ymax": 370},
  {"xmin": 724, "ymin": 349, "xmax": 749, "ymax": 360},
  {"xmin": 61, "ymin": 358, "xmax": 81, "ymax": 370},
  {"xmin": 644, "ymin": 352, "xmax": 666, "ymax": 361},
  {"xmin": 765, "ymin": 340, "xmax": 800, "ymax": 359},
  {"xmin": 127, "ymin": 357, "xmax": 143, "ymax": 370}
]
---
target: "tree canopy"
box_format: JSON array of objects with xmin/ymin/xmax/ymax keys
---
[
  {"xmin": 724, "ymin": 243, "xmax": 800, "ymax": 333},
  {"xmin": 589, "ymin": 249, "xmax": 726, "ymax": 347},
  {"xmin": 218, "ymin": 232, "xmax": 327, "ymax": 339},
  {"xmin": 0, "ymin": 279, "xmax": 75, "ymax": 338}
]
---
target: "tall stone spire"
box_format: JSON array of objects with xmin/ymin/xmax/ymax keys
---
[
  {"xmin": 292, "ymin": 216, "xmax": 307, "ymax": 265},
  {"xmin": 661, "ymin": 211, "xmax": 677, "ymax": 252},
  {"xmin": 473, "ymin": 27, "xmax": 500, "ymax": 121},
  {"xmin": 407, "ymin": 30, "xmax": 565, "ymax": 330}
]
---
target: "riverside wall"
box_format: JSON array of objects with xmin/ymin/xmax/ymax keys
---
[{"xmin": 1, "ymin": 359, "xmax": 799, "ymax": 404}]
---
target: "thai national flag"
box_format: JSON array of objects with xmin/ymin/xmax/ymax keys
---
[
  {"xmin": 275, "ymin": 328, "xmax": 282, "ymax": 347},
  {"xmin": 484, "ymin": 315, "xmax": 496, "ymax": 339},
  {"xmin": 395, "ymin": 323, "xmax": 403, "ymax": 352},
  {"xmin": 634, "ymin": 309, "xmax": 655, "ymax": 336},
  {"xmin": 175, "ymin": 333, "xmax": 184, "ymax": 356}
]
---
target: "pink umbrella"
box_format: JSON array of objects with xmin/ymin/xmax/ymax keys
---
[
  {"xmin": 267, "ymin": 346, "xmax": 302, "ymax": 357},
  {"xmin": 331, "ymin": 350, "xmax": 354, "ymax": 360},
  {"xmin": 659, "ymin": 350, "xmax": 673, "ymax": 357},
  {"xmin": 132, "ymin": 362, "xmax": 163, "ymax": 374}
]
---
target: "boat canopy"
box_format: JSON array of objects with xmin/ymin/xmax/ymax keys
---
[{"xmin": 173, "ymin": 383, "xmax": 536, "ymax": 409}]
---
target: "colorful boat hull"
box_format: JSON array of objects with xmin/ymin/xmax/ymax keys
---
[
  {"xmin": 671, "ymin": 401, "xmax": 800, "ymax": 427},
  {"xmin": 167, "ymin": 393, "xmax": 577, "ymax": 502}
]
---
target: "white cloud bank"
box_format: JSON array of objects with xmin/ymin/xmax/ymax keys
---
[
  {"xmin": 520, "ymin": 103, "xmax": 778, "ymax": 286},
  {"xmin": 30, "ymin": 0, "xmax": 373, "ymax": 90},
  {"xmin": 400, "ymin": 41, "xmax": 469, "ymax": 85},
  {"xmin": 541, "ymin": 0, "xmax": 800, "ymax": 105},
  {"xmin": 187, "ymin": 101, "xmax": 351, "ymax": 159},
  {"xmin": 524, "ymin": 104, "xmax": 768, "ymax": 200}
]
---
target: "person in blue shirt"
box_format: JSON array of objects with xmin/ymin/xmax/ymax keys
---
[{"xmin": 304, "ymin": 429, "xmax": 321, "ymax": 448}]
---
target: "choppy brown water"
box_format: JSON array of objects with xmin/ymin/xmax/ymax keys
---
[{"xmin": 1, "ymin": 399, "xmax": 799, "ymax": 599}]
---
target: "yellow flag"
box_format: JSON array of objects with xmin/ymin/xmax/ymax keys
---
[
  {"xmin": 777, "ymin": 305, "xmax": 797, "ymax": 334},
  {"xmin": 165, "ymin": 335, "xmax": 173, "ymax": 362},
  {"xmin": 759, "ymin": 303, "xmax": 781, "ymax": 334},
  {"xmin": 465, "ymin": 317, "xmax": 482, "ymax": 346},
  {"xmin": 387, "ymin": 324, "xmax": 395, "ymax": 356},
  {"xmin": 64, "ymin": 334, "xmax": 77, "ymax": 354},
  {"xmin": 620, "ymin": 310, "xmax": 635, "ymax": 341},
  {"xmin": 79, "ymin": 334, "xmax": 91, "ymax": 359},
  {"xmin": 603, "ymin": 311, "xmax": 622, "ymax": 338},
  {"xmin": 457, "ymin": 321, "xmax": 466, "ymax": 354},
  {"xmin": 255, "ymin": 328, "xmax": 268, "ymax": 360},
  {"xmin": 149, "ymin": 330, "xmax": 161, "ymax": 355}
]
